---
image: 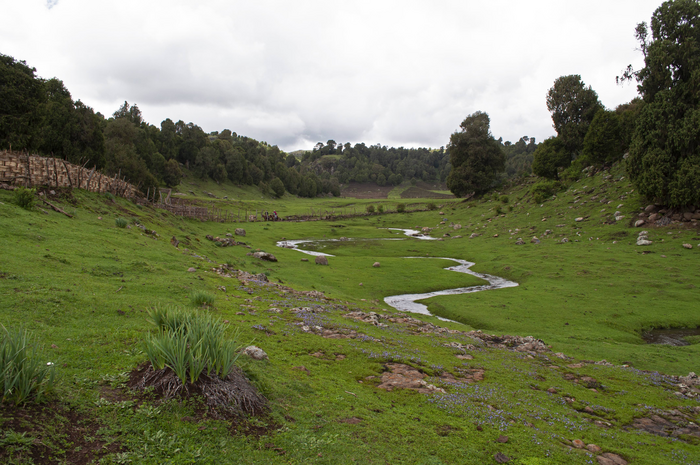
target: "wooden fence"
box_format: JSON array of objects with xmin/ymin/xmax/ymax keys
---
[{"xmin": 0, "ymin": 151, "xmax": 138, "ymax": 198}]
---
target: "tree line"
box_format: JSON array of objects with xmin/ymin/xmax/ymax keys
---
[{"xmin": 446, "ymin": 0, "xmax": 700, "ymax": 209}]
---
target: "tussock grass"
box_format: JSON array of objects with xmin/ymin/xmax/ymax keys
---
[
  {"xmin": 0, "ymin": 326, "xmax": 55, "ymax": 405},
  {"xmin": 189, "ymin": 290, "xmax": 215, "ymax": 307},
  {"xmin": 114, "ymin": 217, "xmax": 128, "ymax": 228}
]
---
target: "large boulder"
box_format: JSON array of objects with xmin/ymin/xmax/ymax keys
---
[
  {"xmin": 243, "ymin": 346, "xmax": 268, "ymax": 360},
  {"xmin": 315, "ymin": 255, "xmax": 329, "ymax": 265},
  {"xmin": 235, "ymin": 228, "xmax": 246, "ymax": 237}
]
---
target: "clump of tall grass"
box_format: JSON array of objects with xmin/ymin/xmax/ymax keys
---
[
  {"xmin": 12, "ymin": 187, "xmax": 36, "ymax": 210},
  {"xmin": 115, "ymin": 217, "xmax": 128, "ymax": 228},
  {"xmin": 1, "ymin": 326, "xmax": 56, "ymax": 405},
  {"xmin": 396, "ymin": 203, "xmax": 406, "ymax": 213},
  {"xmin": 190, "ymin": 290, "xmax": 215, "ymax": 307},
  {"xmin": 144, "ymin": 306, "xmax": 242, "ymax": 385}
]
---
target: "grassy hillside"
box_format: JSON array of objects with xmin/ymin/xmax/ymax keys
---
[{"xmin": 1, "ymin": 163, "xmax": 699, "ymax": 464}]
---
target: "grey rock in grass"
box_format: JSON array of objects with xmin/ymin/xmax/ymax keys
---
[
  {"xmin": 645, "ymin": 204, "xmax": 658, "ymax": 213},
  {"xmin": 515, "ymin": 238, "xmax": 525, "ymax": 245},
  {"xmin": 373, "ymin": 262, "xmax": 380, "ymax": 268},
  {"xmin": 561, "ymin": 238, "xmax": 569, "ymax": 243},
  {"xmin": 235, "ymin": 228, "xmax": 246, "ymax": 237},
  {"xmin": 530, "ymin": 237, "xmax": 540, "ymax": 244},
  {"xmin": 637, "ymin": 238, "xmax": 653, "ymax": 246},
  {"xmin": 648, "ymin": 213, "xmax": 660, "ymax": 221},
  {"xmin": 635, "ymin": 219, "xmax": 646, "ymax": 227},
  {"xmin": 253, "ymin": 251, "xmax": 277, "ymax": 262},
  {"xmin": 187, "ymin": 267, "xmax": 196, "ymax": 272},
  {"xmin": 596, "ymin": 453, "xmax": 628, "ymax": 465},
  {"xmin": 683, "ymin": 243, "xmax": 693, "ymax": 249},
  {"xmin": 315, "ymin": 255, "xmax": 328, "ymax": 265},
  {"xmin": 575, "ymin": 217, "xmax": 584, "ymax": 222},
  {"xmin": 243, "ymin": 346, "xmax": 268, "ymax": 360},
  {"xmin": 301, "ymin": 258, "xmax": 309, "ymax": 262}
]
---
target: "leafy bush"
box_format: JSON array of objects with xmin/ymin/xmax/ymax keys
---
[
  {"xmin": 366, "ymin": 205, "xmax": 375, "ymax": 213},
  {"xmin": 426, "ymin": 202, "xmax": 437, "ymax": 211},
  {"xmin": 144, "ymin": 306, "xmax": 242, "ymax": 384},
  {"xmin": 396, "ymin": 203, "xmax": 406, "ymax": 213},
  {"xmin": 530, "ymin": 180, "xmax": 561, "ymax": 204},
  {"xmin": 500, "ymin": 195, "xmax": 509, "ymax": 204},
  {"xmin": 190, "ymin": 290, "xmax": 215, "ymax": 307},
  {"xmin": 377, "ymin": 204, "xmax": 384, "ymax": 213},
  {"xmin": 12, "ymin": 187, "xmax": 35, "ymax": 210},
  {"xmin": 115, "ymin": 217, "xmax": 128, "ymax": 228},
  {"xmin": 1, "ymin": 326, "xmax": 56, "ymax": 405}
]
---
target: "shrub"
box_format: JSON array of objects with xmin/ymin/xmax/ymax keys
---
[
  {"xmin": 115, "ymin": 217, "xmax": 128, "ymax": 228},
  {"xmin": 500, "ymin": 195, "xmax": 509, "ymax": 204},
  {"xmin": 377, "ymin": 204, "xmax": 384, "ymax": 213},
  {"xmin": 104, "ymin": 192, "xmax": 116, "ymax": 202},
  {"xmin": 366, "ymin": 205, "xmax": 375, "ymax": 213},
  {"xmin": 495, "ymin": 205, "xmax": 503, "ymax": 215},
  {"xmin": 190, "ymin": 290, "xmax": 215, "ymax": 307},
  {"xmin": 396, "ymin": 203, "xmax": 406, "ymax": 213},
  {"xmin": 12, "ymin": 187, "xmax": 35, "ymax": 210},
  {"xmin": 426, "ymin": 202, "xmax": 437, "ymax": 211},
  {"xmin": 1, "ymin": 326, "xmax": 56, "ymax": 405},
  {"xmin": 531, "ymin": 180, "xmax": 561, "ymax": 204},
  {"xmin": 144, "ymin": 306, "xmax": 242, "ymax": 384}
]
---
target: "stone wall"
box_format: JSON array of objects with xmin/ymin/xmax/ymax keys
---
[{"xmin": 0, "ymin": 151, "xmax": 139, "ymax": 198}]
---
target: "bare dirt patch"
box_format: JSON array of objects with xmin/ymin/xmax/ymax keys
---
[{"xmin": 0, "ymin": 402, "xmax": 122, "ymax": 465}]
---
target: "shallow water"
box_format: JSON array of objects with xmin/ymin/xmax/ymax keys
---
[
  {"xmin": 277, "ymin": 230, "xmax": 519, "ymax": 321},
  {"xmin": 642, "ymin": 328, "xmax": 700, "ymax": 346}
]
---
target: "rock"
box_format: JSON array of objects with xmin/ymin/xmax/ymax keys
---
[
  {"xmin": 684, "ymin": 212, "xmax": 694, "ymax": 221},
  {"xmin": 235, "ymin": 228, "xmax": 246, "ymax": 237},
  {"xmin": 493, "ymin": 234, "xmax": 499, "ymax": 238},
  {"xmin": 496, "ymin": 435, "xmax": 509, "ymax": 443},
  {"xmin": 373, "ymin": 262, "xmax": 380, "ymax": 268},
  {"xmin": 572, "ymin": 439, "xmax": 585, "ymax": 449},
  {"xmin": 561, "ymin": 238, "xmax": 569, "ymax": 243},
  {"xmin": 515, "ymin": 238, "xmax": 525, "ymax": 245},
  {"xmin": 635, "ymin": 219, "xmax": 646, "ymax": 227},
  {"xmin": 645, "ymin": 204, "xmax": 658, "ymax": 213},
  {"xmin": 377, "ymin": 363, "xmax": 445, "ymax": 394},
  {"xmin": 170, "ymin": 236, "xmax": 179, "ymax": 248},
  {"xmin": 597, "ymin": 453, "xmax": 627, "ymax": 465},
  {"xmin": 470, "ymin": 233, "xmax": 480, "ymax": 239},
  {"xmin": 243, "ymin": 346, "xmax": 268, "ymax": 360},
  {"xmin": 253, "ymin": 252, "xmax": 278, "ymax": 262},
  {"xmin": 648, "ymin": 213, "xmax": 660, "ymax": 221},
  {"xmin": 637, "ymin": 238, "xmax": 653, "ymax": 246},
  {"xmin": 226, "ymin": 233, "xmax": 232, "ymax": 237},
  {"xmin": 575, "ymin": 217, "xmax": 584, "ymax": 222},
  {"xmin": 494, "ymin": 452, "xmax": 511, "ymax": 463},
  {"xmin": 587, "ymin": 444, "xmax": 601, "ymax": 453},
  {"xmin": 187, "ymin": 267, "xmax": 196, "ymax": 272},
  {"xmin": 530, "ymin": 237, "xmax": 540, "ymax": 244},
  {"xmin": 315, "ymin": 255, "xmax": 329, "ymax": 265},
  {"xmin": 453, "ymin": 224, "xmax": 462, "ymax": 230},
  {"xmin": 683, "ymin": 243, "xmax": 693, "ymax": 249},
  {"xmin": 439, "ymin": 211, "xmax": 444, "ymax": 215},
  {"xmin": 301, "ymin": 258, "xmax": 309, "ymax": 262}
]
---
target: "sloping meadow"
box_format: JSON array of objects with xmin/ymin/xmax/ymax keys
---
[{"xmin": 1, "ymin": 168, "xmax": 699, "ymax": 464}]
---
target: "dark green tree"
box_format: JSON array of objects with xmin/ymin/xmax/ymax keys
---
[
  {"xmin": 546, "ymin": 75, "xmax": 603, "ymax": 157},
  {"xmin": 0, "ymin": 55, "xmax": 45, "ymax": 151},
  {"xmin": 270, "ymin": 177, "xmax": 285, "ymax": 197},
  {"xmin": 446, "ymin": 111, "xmax": 505, "ymax": 197},
  {"xmin": 162, "ymin": 158, "xmax": 182, "ymax": 187},
  {"xmin": 624, "ymin": 0, "xmax": 700, "ymax": 207},
  {"xmin": 532, "ymin": 137, "xmax": 569, "ymax": 179},
  {"xmin": 581, "ymin": 110, "xmax": 623, "ymax": 166}
]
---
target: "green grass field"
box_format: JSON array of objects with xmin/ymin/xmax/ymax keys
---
[{"xmin": 1, "ymin": 162, "xmax": 699, "ymax": 464}]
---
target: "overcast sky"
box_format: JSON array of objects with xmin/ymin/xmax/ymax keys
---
[{"xmin": 1, "ymin": 0, "xmax": 660, "ymax": 152}]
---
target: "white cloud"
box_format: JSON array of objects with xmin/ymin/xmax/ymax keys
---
[{"xmin": 1, "ymin": 0, "xmax": 659, "ymax": 151}]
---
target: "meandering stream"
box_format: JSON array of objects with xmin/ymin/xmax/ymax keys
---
[{"xmin": 276, "ymin": 229, "xmax": 519, "ymax": 320}]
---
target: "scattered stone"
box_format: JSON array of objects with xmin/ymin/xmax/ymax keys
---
[
  {"xmin": 456, "ymin": 354, "xmax": 474, "ymax": 360},
  {"xmin": 226, "ymin": 233, "xmax": 232, "ymax": 237},
  {"xmin": 187, "ymin": 267, "xmax": 196, "ymax": 272},
  {"xmin": 253, "ymin": 252, "xmax": 277, "ymax": 262},
  {"xmin": 575, "ymin": 217, "xmax": 584, "ymax": 222},
  {"xmin": 493, "ymin": 234, "xmax": 499, "ymax": 238},
  {"xmin": 682, "ymin": 243, "xmax": 693, "ymax": 249},
  {"xmin": 637, "ymin": 238, "xmax": 653, "ymax": 246},
  {"xmin": 494, "ymin": 452, "xmax": 511, "ymax": 463},
  {"xmin": 572, "ymin": 439, "xmax": 585, "ymax": 449},
  {"xmin": 645, "ymin": 204, "xmax": 658, "ymax": 213},
  {"xmin": 315, "ymin": 255, "xmax": 329, "ymax": 266},
  {"xmin": 376, "ymin": 363, "xmax": 446, "ymax": 394},
  {"xmin": 170, "ymin": 236, "xmax": 179, "ymax": 248},
  {"xmin": 373, "ymin": 262, "xmax": 381, "ymax": 268},
  {"xmin": 301, "ymin": 258, "xmax": 309, "ymax": 262},
  {"xmin": 453, "ymin": 224, "xmax": 462, "ymax": 230},
  {"xmin": 635, "ymin": 219, "xmax": 646, "ymax": 227},
  {"xmin": 530, "ymin": 237, "xmax": 540, "ymax": 244},
  {"xmin": 235, "ymin": 228, "xmax": 246, "ymax": 237},
  {"xmin": 587, "ymin": 444, "xmax": 601, "ymax": 453},
  {"xmin": 597, "ymin": 452, "xmax": 628, "ymax": 465},
  {"xmin": 561, "ymin": 238, "xmax": 569, "ymax": 243},
  {"xmin": 496, "ymin": 435, "xmax": 509, "ymax": 443},
  {"xmin": 243, "ymin": 346, "xmax": 268, "ymax": 360},
  {"xmin": 470, "ymin": 233, "xmax": 480, "ymax": 239},
  {"xmin": 515, "ymin": 238, "xmax": 525, "ymax": 245}
]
